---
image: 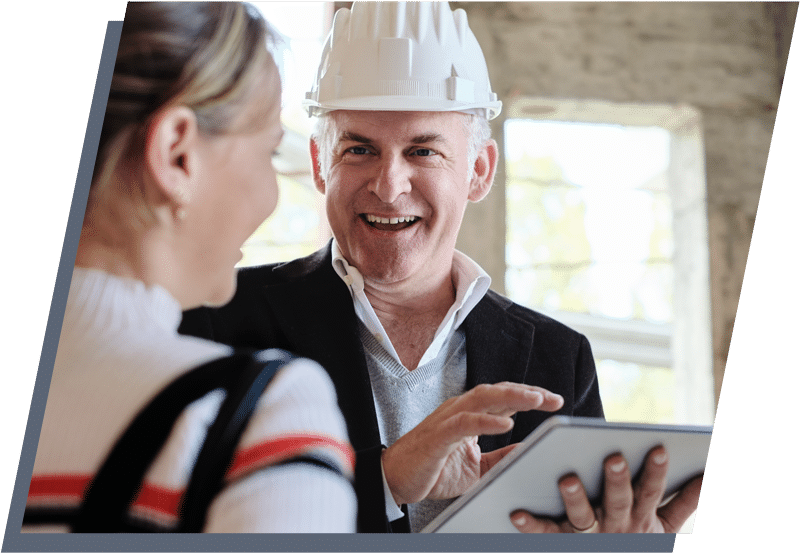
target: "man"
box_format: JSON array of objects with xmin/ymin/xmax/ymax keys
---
[{"xmin": 180, "ymin": 1, "xmax": 701, "ymax": 533}]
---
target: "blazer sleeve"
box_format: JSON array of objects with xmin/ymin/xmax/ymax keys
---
[
  {"xmin": 573, "ymin": 334, "xmax": 605, "ymax": 419},
  {"xmin": 179, "ymin": 306, "xmax": 217, "ymax": 342},
  {"xmin": 353, "ymin": 445, "xmax": 408, "ymax": 532}
]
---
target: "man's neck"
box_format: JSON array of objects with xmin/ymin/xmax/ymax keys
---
[{"xmin": 362, "ymin": 270, "xmax": 455, "ymax": 370}]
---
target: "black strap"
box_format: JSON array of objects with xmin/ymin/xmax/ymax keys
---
[
  {"xmin": 71, "ymin": 349, "xmax": 293, "ymax": 532},
  {"xmin": 178, "ymin": 349, "xmax": 295, "ymax": 532}
]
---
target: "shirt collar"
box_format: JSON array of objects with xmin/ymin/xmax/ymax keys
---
[{"xmin": 330, "ymin": 239, "xmax": 491, "ymax": 368}]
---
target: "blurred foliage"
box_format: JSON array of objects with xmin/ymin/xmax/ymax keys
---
[
  {"xmin": 504, "ymin": 123, "xmax": 678, "ymax": 423},
  {"xmin": 505, "ymin": 151, "xmax": 674, "ymax": 323},
  {"xmin": 240, "ymin": 175, "xmax": 326, "ymax": 267},
  {"xmin": 506, "ymin": 154, "xmax": 592, "ymax": 314},
  {"xmin": 596, "ymin": 361, "xmax": 676, "ymax": 424}
]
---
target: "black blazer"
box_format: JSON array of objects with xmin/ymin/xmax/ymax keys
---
[{"xmin": 179, "ymin": 246, "xmax": 604, "ymax": 532}]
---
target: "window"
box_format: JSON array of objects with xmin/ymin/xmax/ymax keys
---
[
  {"xmin": 505, "ymin": 98, "xmax": 714, "ymax": 425},
  {"xmin": 239, "ymin": 2, "xmax": 333, "ymax": 267}
]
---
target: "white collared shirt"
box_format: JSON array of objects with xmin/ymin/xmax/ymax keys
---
[
  {"xmin": 330, "ymin": 240, "xmax": 491, "ymax": 370},
  {"xmin": 330, "ymin": 239, "xmax": 491, "ymax": 523}
]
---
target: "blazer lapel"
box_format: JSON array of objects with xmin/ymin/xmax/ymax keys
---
[
  {"xmin": 262, "ymin": 249, "xmax": 382, "ymax": 452},
  {"xmin": 463, "ymin": 292, "xmax": 535, "ymax": 453}
]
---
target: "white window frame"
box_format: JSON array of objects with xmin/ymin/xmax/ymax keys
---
[{"xmin": 506, "ymin": 98, "xmax": 715, "ymax": 425}]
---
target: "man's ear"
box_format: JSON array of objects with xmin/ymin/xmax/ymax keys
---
[
  {"xmin": 468, "ymin": 138, "xmax": 498, "ymax": 202},
  {"xmin": 309, "ymin": 137, "xmax": 326, "ymax": 195},
  {"xmin": 144, "ymin": 106, "xmax": 199, "ymax": 205}
]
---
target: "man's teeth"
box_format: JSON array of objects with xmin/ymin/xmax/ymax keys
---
[{"xmin": 365, "ymin": 215, "xmax": 418, "ymax": 225}]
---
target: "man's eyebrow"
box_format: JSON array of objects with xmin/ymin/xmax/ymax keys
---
[
  {"xmin": 337, "ymin": 131, "xmax": 446, "ymax": 145},
  {"xmin": 411, "ymin": 133, "xmax": 445, "ymax": 144},
  {"xmin": 338, "ymin": 131, "xmax": 374, "ymax": 144}
]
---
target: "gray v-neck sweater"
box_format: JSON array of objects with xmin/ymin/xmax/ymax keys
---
[{"xmin": 359, "ymin": 320, "xmax": 468, "ymax": 532}]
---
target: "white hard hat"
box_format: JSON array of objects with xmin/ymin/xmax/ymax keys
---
[{"xmin": 303, "ymin": 1, "xmax": 502, "ymax": 120}]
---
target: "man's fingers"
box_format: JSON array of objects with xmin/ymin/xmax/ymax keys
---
[
  {"xmin": 631, "ymin": 446, "xmax": 669, "ymax": 524},
  {"xmin": 656, "ymin": 474, "xmax": 703, "ymax": 533},
  {"xmin": 558, "ymin": 474, "xmax": 597, "ymax": 532},
  {"xmin": 439, "ymin": 412, "xmax": 515, "ymax": 444},
  {"xmin": 510, "ymin": 510, "xmax": 563, "ymax": 533},
  {"xmin": 601, "ymin": 454, "xmax": 634, "ymax": 532},
  {"xmin": 480, "ymin": 443, "xmax": 518, "ymax": 475},
  {"xmin": 456, "ymin": 382, "xmax": 564, "ymax": 416}
]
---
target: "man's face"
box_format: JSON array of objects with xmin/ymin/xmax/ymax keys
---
[{"xmin": 312, "ymin": 110, "xmax": 495, "ymax": 286}]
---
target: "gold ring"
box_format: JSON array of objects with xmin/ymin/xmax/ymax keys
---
[{"xmin": 572, "ymin": 519, "xmax": 599, "ymax": 533}]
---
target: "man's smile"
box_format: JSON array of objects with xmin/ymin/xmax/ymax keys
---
[{"xmin": 361, "ymin": 213, "xmax": 420, "ymax": 232}]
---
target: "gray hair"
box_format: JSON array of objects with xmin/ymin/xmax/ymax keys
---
[{"xmin": 312, "ymin": 112, "xmax": 491, "ymax": 182}]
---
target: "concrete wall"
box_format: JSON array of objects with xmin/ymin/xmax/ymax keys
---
[{"xmin": 451, "ymin": 1, "xmax": 796, "ymax": 407}]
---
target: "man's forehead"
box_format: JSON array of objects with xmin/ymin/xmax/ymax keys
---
[{"xmin": 331, "ymin": 110, "xmax": 465, "ymax": 143}]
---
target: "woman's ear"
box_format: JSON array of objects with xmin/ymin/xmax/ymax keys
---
[
  {"xmin": 468, "ymin": 138, "xmax": 499, "ymax": 202},
  {"xmin": 144, "ymin": 106, "xmax": 199, "ymax": 211},
  {"xmin": 309, "ymin": 137, "xmax": 326, "ymax": 195}
]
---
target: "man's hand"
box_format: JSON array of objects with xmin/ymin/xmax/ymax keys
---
[
  {"xmin": 381, "ymin": 382, "xmax": 564, "ymax": 506},
  {"xmin": 509, "ymin": 446, "xmax": 703, "ymax": 533}
]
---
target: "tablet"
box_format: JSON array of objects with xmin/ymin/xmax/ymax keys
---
[{"xmin": 421, "ymin": 416, "xmax": 712, "ymax": 533}]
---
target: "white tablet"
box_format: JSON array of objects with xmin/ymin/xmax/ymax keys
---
[{"xmin": 421, "ymin": 416, "xmax": 712, "ymax": 533}]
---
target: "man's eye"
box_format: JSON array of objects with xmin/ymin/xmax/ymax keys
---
[
  {"xmin": 411, "ymin": 148, "xmax": 435, "ymax": 157},
  {"xmin": 346, "ymin": 146, "xmax": 371, "ymax": 155}
]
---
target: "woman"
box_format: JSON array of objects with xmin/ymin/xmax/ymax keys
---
[{"xmin": 23, "ymin": 2, "xmax": 356, "ymax": 533}]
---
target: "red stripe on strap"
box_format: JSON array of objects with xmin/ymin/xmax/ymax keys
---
[
  {"xmin": 227, "ymin": 434, "xmax": 355, "ymax": 481},
  {"xmin": 28, "ymin": 474, "xmax": 183, "ymax": 518},
  {"xmin": 131, "ymin": 483, "xmax": 183, "ymax": 517},
  {"xmin": 28, "ymin": 475, "xmax": 90, "ymax": 499},
  {"xmin": 27, "ymin": 435, "xmax": 355, "ymax": 516}
]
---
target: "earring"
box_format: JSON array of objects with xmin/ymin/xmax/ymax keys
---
[
  {"xmin": 174, "ymin": 187, "xmax": 190, "ymax": 204},
  {"xmin": 173, "ymin": 187, "xmax": 189, "ymax": 221}
]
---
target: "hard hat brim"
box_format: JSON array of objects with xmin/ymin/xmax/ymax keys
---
[{"xmin": 303, "ymin": 96, "xmax": 502, "ymax": 120}]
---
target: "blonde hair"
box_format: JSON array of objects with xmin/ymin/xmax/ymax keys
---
[{"xmin": 90, "ymin": 2, "xmax": 280, "ymax": 232}]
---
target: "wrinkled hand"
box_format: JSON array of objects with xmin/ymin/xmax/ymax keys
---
[
  {"xmin": 381, "ymin": 382, "xmax": 564, "ymax": 506},
  {"xmin": 510, "ymin": 446, "xmax": 703, "ymax": 533}
]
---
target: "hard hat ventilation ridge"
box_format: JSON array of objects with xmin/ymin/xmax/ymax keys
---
[{"xmin": 303, "ymin": 1, "xmax": 502, "ymax": 120}]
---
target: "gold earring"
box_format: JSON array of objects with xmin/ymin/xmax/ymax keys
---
[
  {"xmin": 173, "ymin": 187, "xmax": 189, "ymax": 221},
  {"xmin": 174, "ymin": 187, "xmax": 190, "ymax": 204}
]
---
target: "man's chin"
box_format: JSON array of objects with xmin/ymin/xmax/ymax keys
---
[{"xmin": 353, "ymin": 254, "xmax": 426, "ymax": 286}]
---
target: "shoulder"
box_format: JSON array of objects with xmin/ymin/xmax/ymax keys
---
[
  {"xmin": 236, "ymin": 246, "xmax": 331, "ymax": 289},
  {"xmin": 479, "ymin": 289, "xmax": 587, "ymax": 343},
  {"xmin": 204, "ymin": 353, "xmax": 357, "ymax": 532},
  {"xmin": 260, "ymin": 354, "xmax": 341, "ymax": 408},
  {"xmin": 234, "ymin": 353, "xmax": 355, "ymax": 477},
  {"xmin": 180, "ymin": 247, "xmax": 334, "ymax": 341}
]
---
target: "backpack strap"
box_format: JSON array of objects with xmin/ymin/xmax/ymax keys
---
[
  {"xmin": 178, "ymin": 349, "xmax": 295, "ymax": 532},
  {"xmin": 72, "ymin": 349, "xmax": 293, "ymax": 532}
]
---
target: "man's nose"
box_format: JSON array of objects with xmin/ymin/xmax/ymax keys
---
[{"xmin": 368, "ymin": 154, "xmax": 412, "ymax": 204}]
